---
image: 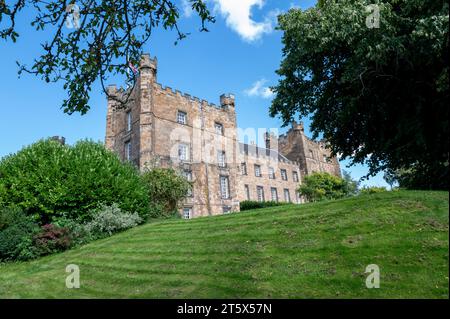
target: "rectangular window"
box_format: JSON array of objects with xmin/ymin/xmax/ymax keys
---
[
  {"xmin": 182, "ymin": 171, "xmax": 193, "ymax": 197},
  {"xmin": 281, "ymin": 169, "xmax": 288, "ymax": 181},
  {"xmin": 223, "ymin": 206, "xmax": 231, "ymax": 214},
  {"xmin": 215, "ymin": 122, "xmax": 224, "ymax": 135},
  {"xmin": 254, "ymin": 165, "xmax": 261, "ymax": 177},
  {"xmin": 126, "ymin": 111, "xmax": 132, "ymax": 132},
  {"xmin": 244, "ymin": 184, "xmax": 250, "ymax": 200},
  {"xmin": 177, "ymin": 110, "xmax": 187, "ymax": 125},
  {"xmin": 125, "ymin": 141, "xmax": 131, "ymax": 161},
  {"xmin": 296, "ymin": 192, "xmax": 301, "ymax": 204},
  {"xmin": 182, "ymin": 170, "xmax": 192, "ymax": 181},
  {"xmin": 271, "ymin": 187, "xmax": 278, "ymax": 202},
  {"xmin": 183, "ymin": 207, "xmax": 192, "ymax": 219},
  {"xmin": 257, "ymin": 186, "xmax": 265, "ymax": 202},
  {"xmin": 220, "ymin": 176, "xmax": 230, "ymax": 199},
  {"xmin": 284, "ymin": 189, "xmax": 291, "ymax": 202},
  {"xmin": 269, "ymin": 167, "xmax": 275, "ymax": 179},
  {"xmin": 241, "ymin": 162, "xmax": 247, "ymax": 175},
  {"xmin": 218, "ymin": 150, "xmax": 226, "ymax": 168},
  {"xmin": 293, "ymin": 171, "xmax": 299, "ymax": 182},
  {"xmin": 178, "ymin": 143, "xmax": 189, "ymax": 161}
]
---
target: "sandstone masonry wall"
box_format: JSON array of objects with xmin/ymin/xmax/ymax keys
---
[{"xmin": 106, "ymin": 54, "xmax": 341, "ymax": 218}]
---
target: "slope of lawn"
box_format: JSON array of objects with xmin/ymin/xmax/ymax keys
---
[{"xmin": 0, "ymin": 190, "xmax": 448, "ymax": 298}]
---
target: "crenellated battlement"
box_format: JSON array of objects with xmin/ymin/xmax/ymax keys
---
[
  {"xmin": 154, "ymin": 82, "xmax": 235, "ymax": 112},
  {"xmin": 140, "ymin": 53, "xmax": 157, "ymax": 71},
  {"xmin": 108, "ymin": 55, "xmax": 235, "ymax": 113}
]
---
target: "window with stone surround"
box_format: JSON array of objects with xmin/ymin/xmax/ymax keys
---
[
  {"xmin": 183, "ymin": 207, "xmax": 192, "ymax": 219},
  {"xmin": 126, "ymin": 110, "xmax": 132, "ymax": 132},
  {"xmin": 178, "ymin": 143, "xmax": 189, "ymax": 161},
  {"xmin": 244, "ymin": 184, "xmax": 250, "ymax": 200},
  {"xmin": 257, "ymin": 186, "xmax": 264, "ymax": 202},
  {"xmin": 241, "ymin": 162, "xmax": 247, "ymax": 175},
  {"xmin": 220, "ymin": 176, "xmax": 230, "ymax": 199},
  {"xmin": 281, "ymin": 169, "xmax": 288, "ymax": 181},
  {"xmin": 215, "ymin": 122, "xmax": 224, "ymax": 135},
  {"xmin": 125, "ymin": 140, "xmax": 131, "ymax": 161},
  {"xmin": 271, "ymin": 187, "xmax": 278, "ymax": 202},
  {"xmin": 269, "ymin": 167, "xmax": 275, "ymax": 179},
  {"xmin": 254, "ymin": 164, "xmax": 262, "ymax": 177},
  {"xmin": 293, "ymin": 171, "xmax": 299, "ymax": 182},
  {"xmin": 218, "ymin": 150, "xmax": 226, "ymax": 168},
  {"xmin": 284, "ymin": 189, "xmax": 291, "ymax": 202},
  {"xmin": 182, "ymin": 170, "xmax": 193, "ymax": 197},
  {"xmin": 177, "ymin": 110, "xmax": 187, "ymax": 125}
]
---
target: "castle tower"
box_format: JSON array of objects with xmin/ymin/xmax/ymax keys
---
[
  {"xmin": 264, "ymin": 131, "xmax": 278, "ymax": 150},
  {"xmin": 105, "ymin": 54, "xmax": 158, "ymax": 168},
  {"xmin": 278, "ymin": 121, "xmax": 341, "ymax": 177},
  {"xmin": 138, "ymin": 54, "xmax": 158, "ymax": 168},
  {"xmin": 105, "ymin": 84, "xmax": 117, "ymax": 151}
]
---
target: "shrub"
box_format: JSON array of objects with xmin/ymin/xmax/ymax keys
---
[
  {"xmin": 141, "ymin": 167, "xmax": 191, "ymax": 218},
  {"xmin": 0, "ymin": 207, "xmax": 39, "ymax": 261},
  {"xmin": 84, "ymin": 203, "xmax": 142, "ymax": 239},
  {"xmin": 240, "ymin": 200, "xmax": 288, "ymax": 211},
  {"xmin": 0, "ymin": 139, "xmax": 149, "ymax": 223},
  {"xmin": 33, "ymin": 224, "xmax": 72, "ymax": 256},
  {"xmin": 360, "ymin": 186, "xmax": 387, "ymax": 195},
  {"xmin": 0, "ymin": 206, "xmax": 23, "ymax": 231},
  {"xmin": 53, "ymin": 216, "xmax": 90, "ymax": 246},
  {"xmin": 384, "ymin": 164, "xmax": 448, "ymax": 190},
  {"xmin": 299, "ymin": 172, "xmax": 347, "ymax": 202},
  {"xmin": 342, "ymin": 170, "xmax": 359, "ymax": 196}
]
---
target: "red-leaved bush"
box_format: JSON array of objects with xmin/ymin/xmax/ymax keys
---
[{"xmin": 33, "ymin": 224, "xmax": 72, "ymax": 255}]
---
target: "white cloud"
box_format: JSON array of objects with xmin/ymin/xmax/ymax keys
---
[
  {"xmin": 212, "ymin": 0, "xmax": 276, "ymax": 42},
  {"xmin": 244, "ymin": 79, "xmax": 275, "ymax": 99},
  {"xmin": 182, "ymin": 0, "xmax": 193, "ymax": 17}
]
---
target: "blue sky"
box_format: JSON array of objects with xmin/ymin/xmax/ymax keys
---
[{"xmin": 0, "ymin": 0, "xmax": 389, "ymax": 187}]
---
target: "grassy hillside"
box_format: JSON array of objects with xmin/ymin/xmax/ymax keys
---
[{"xmin": 0, "ymin": 190, "xmax": 448, "ymax": 298}]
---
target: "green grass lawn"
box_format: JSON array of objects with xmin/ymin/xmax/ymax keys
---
[{"xmin": 0, "ymin": 190, "xmax": 448, "ymax": 298}]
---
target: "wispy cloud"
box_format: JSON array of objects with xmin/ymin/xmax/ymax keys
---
[
  {"xmin": 181, "ymin": 0, "xmax": 194, "ymax": 17},
  {"xmin": 211, "ymin": 0, "xmax": 277, "ymax": 42},
  {"xmin": 289, "ymin": 2, "xmax": 301, "ymax": 9},
  {"xmin": 244, "ymin": 79, "xmax": 275, "ymax": 99}
]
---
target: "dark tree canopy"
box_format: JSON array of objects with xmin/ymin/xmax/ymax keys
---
[
  {"xmin": 270, "ymin": 0, "xmax": 449, "ymax": 189},
  {"xmin": 0, "ymin": 0, "xmax": 214, "ymax": 114}
]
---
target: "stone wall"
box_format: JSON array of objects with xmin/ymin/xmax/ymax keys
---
[
  {"xmin": 236, "ymin": 143, "xmax": 302, "ymax": 204},
  {"xmin": 105, "ymin": 54, "xmax": 341, "ymax": 218},
  {"xmin": 106, "ymin": 54, "xmax": 240, "ymax": 217},
  {"xmin": 278, "ymin": 121, "xmax": 341, "ymax": 178}
]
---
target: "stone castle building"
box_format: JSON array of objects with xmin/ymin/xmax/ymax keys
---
[{"xmin": 105, "ymin": 54, "xmax": 341, "ymax": 218}]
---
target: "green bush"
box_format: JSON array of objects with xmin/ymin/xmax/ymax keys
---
[
  {"xmin": 52, "ymin": 204, "xmax": 142, "ymax": 245},
  {"xmin": 141, "ymin": 167, "xmax": 191, "ymax": 218},
  {"xmin": 84, "ymin": 203, "xmax": 143, "ymax": 239},
  {"xmin": 0, "ymin": 207, "xmax": 40, "ymax": 261},
  {"xmin": 240, "ymin": 200, "xmax": 288, "ymax": 211},
  {"xmin": 299, "ymin": 172, "xmax": 347, "ymax": 202},
  {"xmin": 0, "ymin": 139, "xmax": 149, "ymax": 223},
  {"xmin": 360, "ymin": 186, "xmax": 387, "ymax": 195}
]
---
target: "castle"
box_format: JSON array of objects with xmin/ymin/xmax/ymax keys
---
[{"xmin": 105, "ymin": 54, "xmax": 341, "ymax": 218}]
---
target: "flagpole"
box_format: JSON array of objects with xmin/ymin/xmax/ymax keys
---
[{"xmin": 126, "ymin": 52, "xmax": 131, "ymax": 89}]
